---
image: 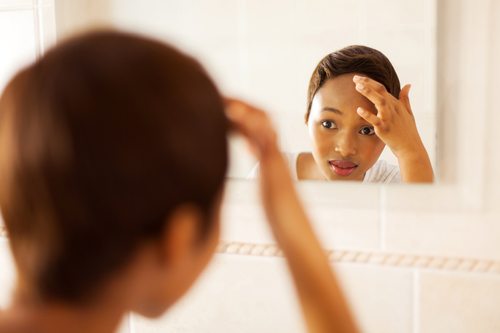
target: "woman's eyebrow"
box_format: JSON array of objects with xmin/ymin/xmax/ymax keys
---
[{"xmin": 321, "ymin": 107, "xmax": 342, "ymax": 114}]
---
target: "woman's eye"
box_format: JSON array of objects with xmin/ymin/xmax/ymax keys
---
[
  {"xmin": 321, "ymin": 120, "xmax": 336, "ymax": 129},
  {"xmin": 359, "ymin": 126, "xmax": 375, "ymax": 135}
]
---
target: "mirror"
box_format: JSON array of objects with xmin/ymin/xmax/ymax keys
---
[{"xmin": 55, "ymin": 0, "xmax": 437, "ymax": 183}]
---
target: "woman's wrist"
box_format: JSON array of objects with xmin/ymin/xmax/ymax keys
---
[
  {"xmin": 392, "ymin": 135, "xmax": 427, "ymax": 161},
  {"xmin": 396, "ymin": 143, "xmax": 434, "ymax": 182}
]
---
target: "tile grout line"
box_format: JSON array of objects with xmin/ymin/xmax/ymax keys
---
[
  {"xmin": 427, "ymin": 0, "xmax": 439, "ymax": 178},
  {"xmin": 379, "ymin": 186, "xmax": 387, "ymax": 252},
  {"xmin": 31, "ymin": 0, "xmax": 42, "ymax": 59},
  {"xmin": 412, "ymin": 269, "xmax": 421, "ymax": 333},
  {"xmin": 356, "ymin": 0, "xmax": 368, "ymax": 43},
  {"xmin": 36, "ymin": 0, "xmax": 45, "ymax": 55},
  {"xmin": 0, "ymin": 2, "xmax": 53, "ymax": 13},
  {"xmin": 236, "ymin": 0, "xmax": 249, "ymax": 94}
]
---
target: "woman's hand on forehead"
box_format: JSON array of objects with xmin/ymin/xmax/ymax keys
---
[
  {"xmin": 352, "ymin": 75, "xmax": 434, "ymax": 183},
  {"xmin": 352, "ymin": 75, "xmax": 418, "ymax": 157}
]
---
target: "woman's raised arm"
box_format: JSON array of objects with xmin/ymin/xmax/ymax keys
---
[{"xmin": 226, "ymin": 98, "xmax": 359, "ymax": 333}]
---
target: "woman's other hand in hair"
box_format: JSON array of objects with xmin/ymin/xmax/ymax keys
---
[{"xmin": 225, "ymin": 98, "xmax": 359, "ymax": 333}]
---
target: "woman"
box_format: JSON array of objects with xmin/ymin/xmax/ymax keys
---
[
  {"xmin": 250, "ymin": 45, "xmax": 434, "ymax": 183},
  {"xmin": 0, "ymin": 30, "xmax": 358, "ymax": 333}
]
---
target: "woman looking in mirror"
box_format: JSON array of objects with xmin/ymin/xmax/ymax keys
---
[
  {"xmin": 0, "ymin": 31, "xmax": 358, "ymax": 333},
  {"xmin": 303, "ymin": 45, "xmax": 433, "ymax": 183},
  {"xmin": 251, "ymin": 45, "xmax": 434, "ymax": 183}
]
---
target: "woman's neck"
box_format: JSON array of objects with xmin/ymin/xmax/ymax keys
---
[
  {"xmin": 296, "ymin": 152, "xmax": 325, "ymax": 180},
  {"xmin": 0, "ymin": 287, "xmax": 127, "ymax": 333}
]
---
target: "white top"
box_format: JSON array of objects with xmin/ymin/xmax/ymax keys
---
[
  {"xmin": 247, "ymin": 152, "xmax": 400, "ymax": 184},
  {"xmin": 362, "ymin": 158, "xmax": 401, "ymax": 183}
]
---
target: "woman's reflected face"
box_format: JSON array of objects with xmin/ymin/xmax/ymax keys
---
[{"xmin": 307, "ymin": 73, "xmax": 385, "ymax": 181}]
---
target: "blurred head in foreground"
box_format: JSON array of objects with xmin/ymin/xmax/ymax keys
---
[{"xmin": 0, "ymin": 30, "xmax": 228, "ymax": 316}]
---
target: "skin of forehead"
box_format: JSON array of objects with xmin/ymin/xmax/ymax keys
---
[{"xmin": 311, "ymin": 73, "xmax": 377, "ymax": 121}]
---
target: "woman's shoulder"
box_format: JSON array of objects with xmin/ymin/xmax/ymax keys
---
[
  {"xmin": 364, "ymin": 160, "xmax": 401, "ymax": 183},
  {"xmin": 0, "ymin": 312, "xmax": 29, "ymax": 333},
  {"xmin": 247, "ymin": 151, "xmax": 302, "ymax": 180}
]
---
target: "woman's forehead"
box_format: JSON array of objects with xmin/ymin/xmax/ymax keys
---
[{"xmin": 312, "ymin": 75, "xmax": 375, "ymax": 115}]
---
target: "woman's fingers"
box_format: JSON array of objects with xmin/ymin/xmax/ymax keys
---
[
  {"xmin": 399, "ymin": 84, "xmax": 413, "ymax": 116},
  {"xmin": 225, "ymin": 98, "xmax": 278, "ymax": 157},
  {"xmin": 353, "ymin": 75, "xmax": 391, "ymax": 99},
  {"xmin": 356, "ymin": 107, "xmax": 383, "ymax": 129},
  {"xmin": 225, "ymin": 99, "xmax": 252, "ymax": 136},
  {"xmin": 353, "ymin": 75, "xmax": 397, "ymax": 121},
  {"xmin": 353, "ymin": 77, "xmax": 386, "ymax": 106}
]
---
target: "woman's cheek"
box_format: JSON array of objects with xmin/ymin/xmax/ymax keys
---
[
  {"xmin": 311, "ymin": 126, "xmax": 323, "ymax": 147},
  {"xmin": 363, "ymin": 137, "xmax": 385, "ymax": 160},
  {"xmin": 316, "ymin": 131, "xmax": 336, "ymax": 154}
]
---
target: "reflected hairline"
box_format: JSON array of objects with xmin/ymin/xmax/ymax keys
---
[{"xmin": 321, "ymin": 107, "xmax": 343, "ymax": 115}]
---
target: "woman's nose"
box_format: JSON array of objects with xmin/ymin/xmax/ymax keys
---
[{"xmin": 334, "ymin": 133, "xmax": 357, "ymax": 157}]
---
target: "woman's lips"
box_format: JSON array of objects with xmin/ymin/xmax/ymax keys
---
[{"xmin": 329, "ymin": 160, "xmax": 358, "ymax": 177}]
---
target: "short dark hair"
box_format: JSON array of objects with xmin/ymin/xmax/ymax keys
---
[
  {"xmin": 305, "ymin": 45, "xmax": 401, "ymax": 122},
  {"xmin": 0, "ymin": 30, "xmax": 228, "ymax": 303}
]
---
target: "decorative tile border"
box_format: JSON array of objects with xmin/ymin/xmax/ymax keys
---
[
  {"xmin": 217, "ymin": 241, "xmax": 500, "ymax": 275},
  {"xmin": 2, "ymin": 231, "xmax": 498, "ymax": 275}
]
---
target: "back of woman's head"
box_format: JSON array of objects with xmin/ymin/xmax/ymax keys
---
[
  {"xmin": 305, "ymin": 45, "xmax": 401, "ymax": 121},
  {"xmin": 0, "ymin": 30, "xmax": 228, "ymax": 303}
]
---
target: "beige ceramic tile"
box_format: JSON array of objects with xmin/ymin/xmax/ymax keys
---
[
  {"xmin": 220, "ymin": 200, "xmax": 275, "ymax": 244},
  {"xmin": 382, "ymin": 184, "xmax": 472, "ymax": 213},
  {"xmin": 419, "ymin": 271, "xmax": 500, "ymax": 333},
  {"xmin": 295, "ymin": 0, "xmax": 361, "ymax": 33},
  {"xmin": 293, "ymin": 28, "xmax": 360, "ymax": 88},
  {"xmin": 363, "ymin": 28, "xmax": 427, "ymax": 68},
  {"xmin": 0, "ymin": 0, "xmax": 32, "ymax": 10},
  {"xmin": 110, "ymin": 0, "xmax": 240, "ymax": 40},
  {"xmin": 0, "ymin": 9, "xmax": 37, "ymax": 91},
  {"xmin": 132, "ymin": 254, "xmax": 306, "ymax": 333},
  {"xmin": 221, "ymin": 180, "xmax": 381, "ymax": 249},
  {"xmin": 132, "ymin": 255, "xmax": 414, "ymax": 333},
  {"xmin": 226, "ymin": 136, "xmax": 257, "ymax": 179},
  {"xmin": 308, "ymin": 206, "xmax": 380, "ymax": 250},
  {"xmin": 243, "ymin": 39, "xmax": 299, "ymax": 113},
  {"xmin": 383, "ymin": 210, "xmax": 500, "ymax": 260},
  {"xmin": 365, "ymin": 0, "xmax": 427, "ymax": 28},
  {"xmin": 298, "ymin": 182, "xmax": 381, "ymax": 250},
  {"xmin": 38, "ymin": 3, "xmax": 57, "ymax": 53},
  {"xmin": 195, "ymin": 42, "xmax": 244, "ymax": 95},
  {"xmin": 243, "ymin": 0, "xmax": 297, "ymax": 39},
  {"xmin": 335, "ymin": 263, "xmax": 414, "ymax": 333},
  {"xmin": 481, "ymin": 18, "xmax": 500, "ymax": 214}
]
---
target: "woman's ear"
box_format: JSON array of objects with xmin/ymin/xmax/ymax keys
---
[
  {"xmin": 159, "ymin": 204, "xmax": 204, "ymax": 267},
  {"xmin": 131, "ymin": 201, "xmax": 220, "ymax": 318},
  {"xmin": 128, "ymin": 205, "xmax": 207, "ymax": 318}
]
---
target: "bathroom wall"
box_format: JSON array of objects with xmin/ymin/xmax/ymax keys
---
[
  {"xmin": 0, "ymin": 0, "xmax": 57, "ymax": 310},
  {"xmin": 1, "ymin": 0, "xmax": 500, "ymax": 332},
  {"xmin": 0, "ymin": 0, "xmax": 50, "ymax": 90}
]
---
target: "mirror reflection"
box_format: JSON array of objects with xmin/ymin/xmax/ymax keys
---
[
  {"xmin": 247, "ymin": 46, "xmax": 434, "ymax": 183},
  {"xmin": 52, "ymin": 0, "xmax": 437, "ymax": 183}
]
